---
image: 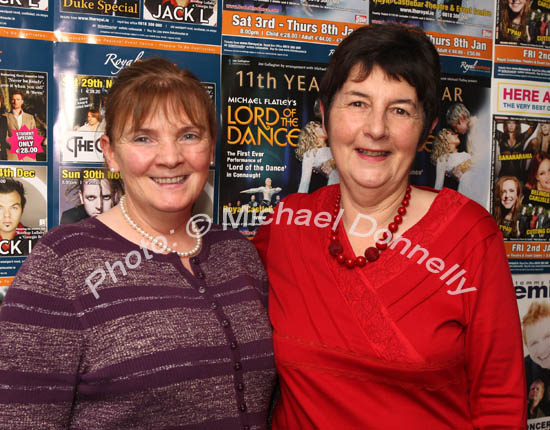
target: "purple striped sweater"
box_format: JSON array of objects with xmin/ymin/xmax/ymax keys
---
[{"xmin": 0, "ymin": 218, "xmax": 276, "ymax": 429}]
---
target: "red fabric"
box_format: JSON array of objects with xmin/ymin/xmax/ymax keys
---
[{"xmin": 254, "ymin": 185, "xmax": 526, "ymax": 430}]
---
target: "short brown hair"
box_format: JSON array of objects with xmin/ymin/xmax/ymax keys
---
[
  {"xmin": 104, "ymin": 58, "xmax": 216, "ymax": 145},
  {"xmin": 522, "ymin": 301, "xmax": 550, "ymax": 345},
  {"xmin": 319, "ymin": 24, "xmax": 441, "ymax": 146},
  {"xmin": 87, "ymin": 109, "xmax": 101, "ymax": 122}
]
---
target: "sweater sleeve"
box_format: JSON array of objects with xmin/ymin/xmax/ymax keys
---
[
  {"xmin": 0, "ymin": 239, "xmax": 83, "ymax": 429},
  {"xmin": 465, "ymin": 233, "xmax": 527, "ymax": 429}
]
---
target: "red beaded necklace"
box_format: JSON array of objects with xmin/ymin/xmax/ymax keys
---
[{"xmin": 328, "ymin": 185, "xmax": 411, "ymax": 268}]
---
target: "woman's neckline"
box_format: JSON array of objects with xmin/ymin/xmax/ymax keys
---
[{"xmin": 86, "ymin": 216, "xmax": 207, "ymax": 262}]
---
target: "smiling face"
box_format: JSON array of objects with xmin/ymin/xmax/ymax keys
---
[
  {"xmin": 79, "ymin": 179, "xmax": 114, "ymax": 217},
  {"xmin": 508, "ymin": 0, "xmax": 526, "ymax": 13},
  {"xmin": 526, "ymin": 318, "xmax": 550, "ymax": 369},
  {"xmin": 536, "ymin": 159, "xmax": 550, "ymax": 192},
  {"xmin": 322, "ymin": 65, "xmax": 426, "ymax": 193},
  {"xmin": 501, "ymin": 179, "xmax": 519, "ymax": 209},
  {"xmin": 542, "ymin": 123, "xmax": 550, "ymax": 135},
  {"xmin": 87, "ymin": 112, "xmax": 99, "ymax": 126},
  {"xmin": 102, "ymin": 107, "xmax": 212, "ymax": 220},
  {"xmin": 0, "ymin": 191, "xmax": 23, "ymax": 240}
]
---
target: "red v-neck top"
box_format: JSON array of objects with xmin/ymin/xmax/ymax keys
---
[{"xmin": 254, "ymin": 185, "xmax": 526, "ymax": 430}]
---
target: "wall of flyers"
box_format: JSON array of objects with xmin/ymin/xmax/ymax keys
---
[{"xmin": 0, "ymin": 0, "xmax": 549, "ymax": 422}]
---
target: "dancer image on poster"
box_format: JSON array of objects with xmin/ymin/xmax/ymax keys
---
[
  {"xmin": 526, "ymin": 153, "xmax": 550, "ymax": 192},
  {"xmin": 295, "ymin": 121, "xmax": 339, "ymax": 193},
  {"xmin": 0, "ymin": 179, "xmax": 34, "ymax": 256},
  {"xmin": 493, "ymin": 176, "xmax": 523, "ymax": 238},
  {"xmin": 443, "ymin": 102, "xmax": 489, "ymax": 205},
  {"xmin": 60, "ymin": 174, "xmax": 118, "ymax": 224},
  {"xmin": 446, "ymin": 103, "xmax": 474, "ymax": 148},
  {"xmin": 78, "ymin": 109, "xmax": 104, "ymax": 132},
  {"xmin": 523, "ymin": 301, "xmax": 550, "ymax": 417},
  {"xmin": 248, "ymin": 194, "xmax": 258, "ymax": 208},
  {"xmin": 498, "ymin": 0, "xmax": 532, "ymax": 42},
  {"xmin": 240, "ymin": 178, "xmax": 281, "ymax": 206},
  {"xmin": 529, "ymin": 379, "xmax": 546, "ymax": 419},
  {"xmin": 495, "ymin": 118, "xmax": 536, "ymax": 180},
  {"xmin": 431, "ymin": 127, "xmax": 485, "ymax": 202},
  {"xmin": 432, "ymin": 128, "xmax": 471, "ymax": 190}
]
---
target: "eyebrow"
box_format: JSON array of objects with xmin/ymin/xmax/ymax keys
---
[{"xmin": 342, "ymin": 90, "xmax": 419, "ymax": 107}]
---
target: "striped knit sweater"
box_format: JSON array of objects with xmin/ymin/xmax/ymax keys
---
[{"xmin": 0, "ymin": 218, "xmax": 276, "ymax": 429}]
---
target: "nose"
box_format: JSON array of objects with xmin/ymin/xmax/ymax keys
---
[
  {"xmin": 156, "ymin": 140, "xmax": 184, "ymax": 168},
  {"xmin": 362, "ymin": 107, "xmax": 389, "ymax": 140}
]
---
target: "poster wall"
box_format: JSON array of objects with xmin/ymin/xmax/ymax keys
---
[
  {"xmin": 219, "ymin": 55, "xmax": 328, "ymax": 236},
  {"xmin": 0, "ymin": 8, "xmax": 548, "ymax": 422}
]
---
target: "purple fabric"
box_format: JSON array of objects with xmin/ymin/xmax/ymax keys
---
[{"xmin": 0, "ymin": 218, "xmax": 275, "ymax": 429}]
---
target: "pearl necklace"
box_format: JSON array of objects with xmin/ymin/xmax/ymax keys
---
[
  {"xmin": 328, "ymin": 185, "xmax": 411, "ymax": 268},
  {"xmin": 119, "ymin": 195, "xmax": 202, "ymax": 257}
]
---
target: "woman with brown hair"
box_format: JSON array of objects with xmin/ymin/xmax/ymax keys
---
[
  {"xmin": 494, "ymin": 176, "xmax": 523, "ymax": 238},
  {"xmin": 0, "ymin": 58, "xmax": 276, "ymax": 429},
  {"xmin": 526, "ymin": 152, "xmax": 550, "ymax": 192},
  {"xmin": 499, "ymin": 0, "xmax": 532, "ymax": 42}
]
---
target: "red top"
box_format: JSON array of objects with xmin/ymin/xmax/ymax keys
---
[{"xmin": 254, "ymin": 185, "xmax": 526, "ymax": 430}]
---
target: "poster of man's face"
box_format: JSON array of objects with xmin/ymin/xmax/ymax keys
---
[
  {"xmin": 59, "ymin": 168, "xmax": 121, "ymax": 225},
  {"xmin": 0, "ymin": 187, "xmax": 23, "ymax": 241},
  {"xmin": 80, "ymin": 179, "xmax": 115, "ymax": 217}
]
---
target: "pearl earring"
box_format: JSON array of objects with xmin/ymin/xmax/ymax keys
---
[{"xmin": 210, "ymin": 161, "xmax": 214, "ymax": 166}]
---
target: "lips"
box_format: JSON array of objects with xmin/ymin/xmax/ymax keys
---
[
  {"xmin": 356, "ymin": 148, "xmax": 390, "ymax": 157},
  {"xmin": 152, "ymin": 175, "xmax": 187, "ymax": 184}
]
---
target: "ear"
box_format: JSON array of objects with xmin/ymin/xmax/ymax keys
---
[
  {"xmin": 100, "ymin": 134, "xmax": 119, "ymax": 173},
  {"xmin": 320, "ymin": 102, "xmax": 328, "ymax": 136}
]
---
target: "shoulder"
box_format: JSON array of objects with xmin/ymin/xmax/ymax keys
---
[
  {"xmin": 37, "ymin": 217, "xmax": 110, "ymax": 254},
  {"xmin": 203, "ymin": 224, "xmax": 260, "ymax": 256},
  {"xmin": 415, "ymin": 186, "xmax": 497, "ymax": 234},
  {"xmin": 278, "ymin": 185, "xmax": 337, "ymax": 212},
  {"xmin": 435, "ymin": 187, "xmax": 499, "ymax": 237},
  {"xmin": 202, "ymin": 224, "xmax": 267, "ymax": 281},
  {"xmin": 9, "ymin": 219, "xmax": 108, "ymax": 299}
]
